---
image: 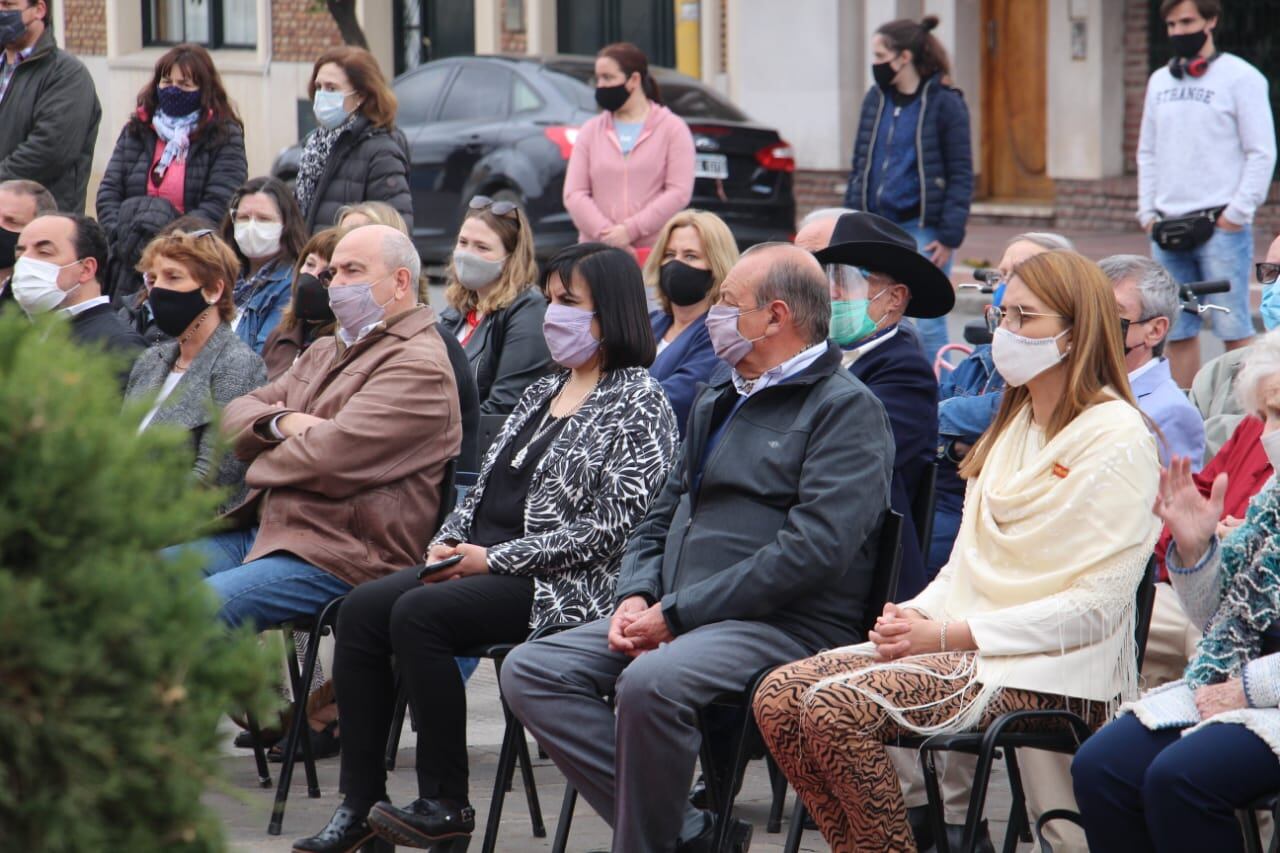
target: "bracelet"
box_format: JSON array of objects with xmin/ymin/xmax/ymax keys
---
[{"xmin": 940, "ymin": 621, "xmax": 950, "ymax": 653}]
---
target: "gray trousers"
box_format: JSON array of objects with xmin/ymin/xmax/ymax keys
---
[{"xmin": 500, "ymin": 617, "xmax": 810, "ymax": 853}]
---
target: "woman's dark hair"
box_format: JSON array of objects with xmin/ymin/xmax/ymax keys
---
[
  {"xmin": 130, "ymin": 43, "xmax": 242, "ymax": 141},
  {"xmin": 1160, "ymin": 0, "xmax": 1220, "ymax": 20},
  {"xmin": 219, "ymin": 176, "xmax": 308, "ymax": 273},
  {"xmin": 597, "ymin": 42, "xmax": 662, "ymax": 105},
  {"xmin": 541, "ymin": 243, "xmax": 656, "ymax": 370},
  {"xmin": 877, "ymin": 16, "xmax": 952, "ymax": 82},
  {"xmin": 308, "ymin": 46, "xmax": 399, "ymax": 129}
]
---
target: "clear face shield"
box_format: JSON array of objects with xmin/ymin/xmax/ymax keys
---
[{"xmin": 825, "ymin": 263, "xmax": 872, "ymax": 302}]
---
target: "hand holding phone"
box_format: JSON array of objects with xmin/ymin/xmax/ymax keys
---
[{"xmin": 417, "ymin": 554, "xmax": 464, "ymax": 579}]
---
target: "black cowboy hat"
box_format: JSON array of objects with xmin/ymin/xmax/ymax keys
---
[{"xmin": 812, "ymin": 212, "xmax": 956, "ymax": 319}]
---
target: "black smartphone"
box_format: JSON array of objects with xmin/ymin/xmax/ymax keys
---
[{"xmin": 416, "ymin": 554, "xmax": 464, "ymax": 579}]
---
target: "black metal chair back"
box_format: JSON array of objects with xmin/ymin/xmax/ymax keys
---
[{"xmin": 910, "ymin": 462, "xmax": 939, "ymax": 554}]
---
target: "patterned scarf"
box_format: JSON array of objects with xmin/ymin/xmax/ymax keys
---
[
  {"xmin": 294, "ymin": 114, "xmax": 356, "ymax": 219},
  {"xmin": 1185, "ymin": 484, "xmax": 1280, "ymax": 688},
  {"xmin": 151, "ymin": 109, "xmax": 199, "ymax": 180}
]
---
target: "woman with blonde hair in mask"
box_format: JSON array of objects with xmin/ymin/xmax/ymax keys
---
[
  {"xmin": 437, "ymin": 195, "xmax": 551, "ymax": 415},
  {"xmin": 753, "ymin": 250, "xmax": 1162, "ymax": 852}
]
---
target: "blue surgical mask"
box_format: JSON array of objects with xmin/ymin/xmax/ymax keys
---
[
  {"xmin": 1262, "ymin": 283, "xmax": 1280, "ymax": 332},
  {"xmin": 313, "ymin": 89, "xmax": 355, "ymax": 130}
]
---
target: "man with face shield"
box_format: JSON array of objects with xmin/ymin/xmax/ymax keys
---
[{"xmin": 812, "ymin": 211, "xmax": 954, "ymax": 600}]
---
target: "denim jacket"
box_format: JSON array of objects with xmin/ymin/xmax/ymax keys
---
[
  {"xmin": 233, "ymin": 258, "xmax": 294, "ymax": 356},
  {"xmin": 937, "ymin": 344, "xmax": 1005, "ymax": 446}
]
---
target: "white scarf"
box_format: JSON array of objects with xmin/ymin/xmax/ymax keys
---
[{"xmin": 152, "ymin": 109, "xmax": 199, "ymax": 180}]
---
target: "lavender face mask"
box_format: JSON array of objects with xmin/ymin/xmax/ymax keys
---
[{"xmin": 543, "ymin": 302, "xmax": 600, "ymax": 368}]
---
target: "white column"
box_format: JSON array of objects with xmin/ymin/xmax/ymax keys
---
[
  {"xmin": 699, "ymin": 0, "xmax": 723, "ymax": 91},
  {"xmin": 474, "ymin": 0, "xmax": 502, "ymax": 54},
  {"xmin": 357, "ymin": 0, "xmax": 394, "ymax": 75},
  {"xmin": 525, "ymin": 0, "xmax": 557, "ymax": 54},
  {"xmin": 1046, "ymin": 0, "xmax": 1125, "ymax": 178}
]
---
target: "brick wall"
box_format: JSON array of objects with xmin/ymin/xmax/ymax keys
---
[
  {"xmin": 63, "ymin": 0, "xmax": 106, "ymax": 56},
  {"xmin": 1122, "ymin": 0, "xmax": 1148, "ymax": 174},
  {"xmin": 793, "ymin": 169, "xmax": 849, "ymax": 223},
  {"xmin": 272, "ymin": 0, "xmax": 343, "ymax": 63}
]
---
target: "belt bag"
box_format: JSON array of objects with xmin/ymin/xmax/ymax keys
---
[{"xmin": 1152, "ymin": 206, "xmax": 1224, "ymax": 252}]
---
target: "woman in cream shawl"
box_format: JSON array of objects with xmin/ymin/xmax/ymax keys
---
[{"xmin": 753, "ymin": 250, "xmax": 1161, "ymax": 852}]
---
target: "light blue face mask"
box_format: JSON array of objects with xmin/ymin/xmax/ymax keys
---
[
  {"xmin": 1262, "ymin": 283, "xmax": 1280, "ymax": 332},
  {"xmin": 313, "ymin": 89, "xmax": 355, "ymax": 130}
]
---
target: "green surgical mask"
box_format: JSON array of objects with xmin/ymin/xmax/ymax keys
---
[{"xmin": 830, "ymin": 289, "xmax": 886, "ymax": 346}]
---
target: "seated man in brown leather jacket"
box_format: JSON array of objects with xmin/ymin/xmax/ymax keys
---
[{"xmin": 167, "ymin": 224, "xmax": 461, "ymax": 629}]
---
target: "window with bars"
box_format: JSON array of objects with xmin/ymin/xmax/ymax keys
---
[{"xmin": 143, "ymin": 0, "xmax": 258, "ymax": 49}]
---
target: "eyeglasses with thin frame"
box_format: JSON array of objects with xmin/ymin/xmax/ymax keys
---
[
  {"xmin": 1257, "ymin": 262, "xmax": 1280, "ymax": 285},
  {"xmin": 468, "ymin": 195, "xmax": 520, "ymax": 219},
  {"xmin": 984, "ymin": 303, "xmax": 1066, "ymax": 335}
]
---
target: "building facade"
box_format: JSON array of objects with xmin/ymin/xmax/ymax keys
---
[{"xmin": 60, "ymin": 1, "xmax": 1280, "ymax": 234}]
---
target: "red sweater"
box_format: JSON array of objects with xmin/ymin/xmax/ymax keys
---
[{"xmin": 1155, "ymin": 415, "xmax": 1273, "ymax": 580}]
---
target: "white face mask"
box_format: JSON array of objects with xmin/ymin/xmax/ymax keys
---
[
  {"xmin": 234, "ymin": 220, "xmax": 283, "ymax": 260},
  {"xmin": 990, "ymin": 325, "xmax": 1070, "ymax": 387},
  {"xmin": 12, "ymin": 256, "xmax": 82, "ymax": 316},
  {"xmin": 1262, "ymin": 429, "xmax": 1280, "ymax": 473}
]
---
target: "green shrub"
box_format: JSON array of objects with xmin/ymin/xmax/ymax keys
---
[{"xmin": 0, "ymin": 314, "xmax": 276, "ymax": 851}]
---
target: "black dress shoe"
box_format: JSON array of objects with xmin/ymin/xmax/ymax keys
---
[
  {"xmin": 943, "ymin": 818, "xmax": 995, "ymax": 853},
  {"xmin": 292, "ymin": 805, "xmax": 391, "ymax": 853},
  {"xmin": 676, "ymin": 810, "xmax": 752, "ymax": 853},
  {"xmin": 907, "ymin": 805, "xmax": 934, "ymax": 851},
  {"xmin": 368, "ymin": 798, "xmax": 475, "ymax": 850},
  {"xmin": 270, "ymin": 720, "xmax": 341, "ymax": 762}
]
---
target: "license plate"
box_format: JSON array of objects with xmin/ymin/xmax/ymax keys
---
[{"xmin": 694, "ymin": 153, "xmax": 729, "ymax": 180}]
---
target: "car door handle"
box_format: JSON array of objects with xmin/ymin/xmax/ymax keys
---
[{"xmin": 463, "ymin": 134, "xmax": 483, "ymax": 153}]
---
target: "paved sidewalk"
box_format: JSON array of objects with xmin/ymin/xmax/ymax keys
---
[{"xmin": 215, "ymin": 664, "xmax": 1029, "ymax": 853}]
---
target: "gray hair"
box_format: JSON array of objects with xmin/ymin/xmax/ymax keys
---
[
  {"xmin": 381, "ymin": 229, "xmax": 421, "ymax": 284},
  {"xmin": 0, "ymin": 179, "xmax": 56, "ymax": 215},
  {"xmin": 1237, "ymin": 329, "xmax": 1280, "ymax": 415},
  {"xmin": 799, "ymin": 206, "xmax": 857, "ymax": 229},
  {"xmin": 1098, "ymin": 254, "xmax": 1181, "ymax": 340},
  {"xmin": 1009, "ymin": 231, "xmax": 1075, "ymax": 252},
  {"xmin": 748, "ymin": 246, "xmax": 831, "ymax": 345}
]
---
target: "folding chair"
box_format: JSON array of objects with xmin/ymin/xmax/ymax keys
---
[{"xmin": 911, "ymin": 461, "xmax": 939, "ymax": 554}]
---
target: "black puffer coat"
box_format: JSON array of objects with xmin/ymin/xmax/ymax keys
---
[
  {"xmin": 96, "ymin": 114, "xmax": 247, "ymax": 238},
  {"xmin": 104, "ymin": 195, "xmax": 180, "ymax": 302},
  {"xmin": 298, "ymin": 116, "xmax": 413, "ymax": 233}
]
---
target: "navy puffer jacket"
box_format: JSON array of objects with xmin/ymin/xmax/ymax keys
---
[{"xmin": 843, "ymin": 75, "xmax": 973, "ymax": 249}]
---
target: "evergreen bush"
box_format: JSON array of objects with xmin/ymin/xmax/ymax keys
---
[{"xmin": 0, "ymin": 314, "xmax": 275, "ymax": 851}]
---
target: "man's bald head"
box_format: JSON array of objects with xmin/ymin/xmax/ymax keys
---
[
  {"xmin": 731, "ymin": 242, "xmax": 830, "ymax": 344},
  {"xmin": 329, "ymin": 223, "xmax": 421, "ymax": 316},
  {"xmin": 794, "ymin": 208, "xmax": 854, "ymax": 253}
]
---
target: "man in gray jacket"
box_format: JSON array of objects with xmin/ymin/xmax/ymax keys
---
[
  {"xmin": 0, "ymin": 3, "xmax": 102, "ymax": 213},
  {"xmin": 502, "ymin": 243, "xmax": 894, "ymax": 853}
]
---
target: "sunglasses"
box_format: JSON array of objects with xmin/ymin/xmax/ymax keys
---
[
  {"xmin": 468, "ymin": 195, "xmax": 520, "ymax": 218},
  {"xmin": 1257, "ymin": 262, "xmax": 1280, "ymax": 285}
]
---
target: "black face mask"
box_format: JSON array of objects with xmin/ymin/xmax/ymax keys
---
[
  {"xmin": 1170, "ymin": 29, "xmax": 1208, "ymax": 59},
  {"xmin": 0, "ymin": 9, "xmax": 26, "ymax": 47},
  {"xmin": 0, "ymin": 226, "xmax": 18, "ymax": 270},
  {"xmin": 148, "ymin": 286, "xmax": 212, "ymax": 338},
  {"xmin": 660, "ymin": 260, "xmax": 714, "ymax": 307},
  {"xmin": 294, "ymin": 273, "xmax": 335, "ymax": 324},
  {"xmin": 595, "ymin": 82, "xmax": 630, "ymax": 113},
  {"xmin": 872, "ymin": 60, "xmax": 898, "ymax": 92}
]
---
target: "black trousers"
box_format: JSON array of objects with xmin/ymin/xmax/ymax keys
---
[{"xmin": 333, "ymin": 566, "xmax": 534, "ymax": 805}]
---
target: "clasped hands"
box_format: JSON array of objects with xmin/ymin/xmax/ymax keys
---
[
  {"xmin": 607, "ymin": 594, "xmax": 674, "ymax": 657},
  {"xmin": 869, "ymin": 602, "xmax": 973, "ymax": 661},
  {"xmin": 422, "ymin": 542, "xmax": 489, "ymax": 583}
]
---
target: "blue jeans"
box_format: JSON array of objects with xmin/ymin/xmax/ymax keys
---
[
  {"xmin": 1152, "ymin": 225, "xmax": 1255, "ymax": 342},
  {"xmin": 167, "ymin": 527, "xmax": 352, "ymax": 630},
  {"xmin": 1072, "ymin": 713, "xmax": 1280, "ymax": 853},
  {"xmin": 896, "ymin": 219, "xmax": 953, "ymax": 361}
]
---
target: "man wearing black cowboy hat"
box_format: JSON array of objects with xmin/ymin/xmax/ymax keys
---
[{"xmin": 813, "ymin": 210, "xmax": 954, "ymax": 600}]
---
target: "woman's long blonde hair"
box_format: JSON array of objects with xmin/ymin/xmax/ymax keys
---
[
  {"xmin": 643, "ymin": 209, "xmax": 740, "ymax": 315},
  {"xmin": 444, "ymin": 206, "xmax": 539, "ymax": 316},
  {"xmin": 959, "ymin": 250, "xmax": 1138, "ymax": 479}
]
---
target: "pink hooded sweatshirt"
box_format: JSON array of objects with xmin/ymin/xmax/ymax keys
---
[{"xmin": 563, "ymin": 103, "xmax": 696, "ymax": 249}]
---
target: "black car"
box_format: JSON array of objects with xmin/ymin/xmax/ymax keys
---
[{"xmin": 272, "ymin": 54, "xmax": 796, "ymax": 264}]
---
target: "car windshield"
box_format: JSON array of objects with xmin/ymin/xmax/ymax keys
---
[{"xmin": 542, "ymin": 61, "xmax": 748, "ymax": 121}]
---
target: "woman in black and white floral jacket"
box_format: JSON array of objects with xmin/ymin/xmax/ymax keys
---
[{"xmin": 295, "ymin": 243, "xmax": 678, "ymax": 853}]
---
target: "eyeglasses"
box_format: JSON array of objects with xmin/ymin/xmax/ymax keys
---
[
  {"xmin": 984, "ymin": 303, "xmax": 1066, "ymax": 334},
  {"xmin": 1257, "ymin": 263, "xmax": 1280, "ymax": 285},
  {"xmin": 468, "ymin": 195, "xmax": 520, "ymax": 218}
]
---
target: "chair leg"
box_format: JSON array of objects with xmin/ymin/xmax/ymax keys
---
[
  {"xmin": 551, "ymin": 784, "xmax": 577, "ymax": 853},
  {"xmin": 960, "ymin": 743, "xmax": 1000, "ymax": 853},
  {"xmin": 1241, "ymin": 807, "xmax": 1265, "ymax": 853},
  {"xmin": 1001, "ymin": 748, "xmax": 1032, "ymax": 851},
  {"xmin": 711, "ymin": 709, "xmax": 755, "ymax": 853},
  {"xmin": 384, "ymin": 681, "xmax": 408, "ymax": 771},
  {"xmin": 480, "ymin": 712, "xmax": 520, "ymax": 853},
  {"xmin": 766, "ymin": 754, "xmax": 787, "ymax": 834},
  {"xmin": 244, "ymin": 710, "xmax": 273, "ymax": 788},
  {"xmin": 268, "ymin": 627, "xmax": 322, "ymax": 835},
  {"xmin": 782, "ymin": 799, "xmax": 807, "ymax": 853},
  {"xmin": 514, "ymin": 721, "xmax": 547, "ymax": 837},
  {"xmin": 921, "ymin": 748, "xmax": 951, "ymax": 853}
]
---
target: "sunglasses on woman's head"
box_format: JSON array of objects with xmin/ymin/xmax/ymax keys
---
[
  {"xmin": 468, "ymin": 195, "xmax": 519, "ymax": 218},
  {"xmin": 1257, "ymin": 262, "xmax": 1280, "ymax": 285}
]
